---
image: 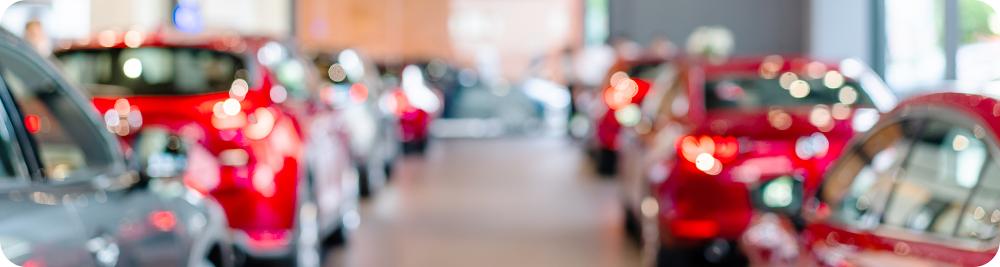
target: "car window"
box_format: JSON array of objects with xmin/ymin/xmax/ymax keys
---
[
  {"xmin": 881, "ymin": 120, "xmax": 982, "ymax": 236},
  {"xmin": 823, "ymin": 119, "xmax": 918, "ymax": 228},
  {"xmin": 0, "ymin": 48, "xmax": 116, "ymax": 181},
  {"xmin": 647, "ymin": 66, "xmax": 686, "ymax": 124},
  {"xmin": 957, "ymin": 155, "xmax": 1000, "ymax": 242},
  {"xmin": 56, "ymin": 47, "xmax": 249, "ymax": 96},
  {"xmin": 704, "ymin": 77, "xmax": 873, "ymax": 110},
  {"xmin": 0, "ymin": 99, "xmax": 27, "ymax": 180},
  {"xmin": 261, "ymin": 42, "xmax": 312, "ymax": 100}
]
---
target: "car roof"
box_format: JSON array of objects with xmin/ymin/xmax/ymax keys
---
[
  {"xmin": 55, "ymin": 29, "xmax": 280, "ymax": 55},
  {"xmin": 700, "ymin": 55, "xmax": 840, "ymax": 79},
  {"xmin": 895, "ymin": 92, "xmax": 1000, "ymax": 136}
]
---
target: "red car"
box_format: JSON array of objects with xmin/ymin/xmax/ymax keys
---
[
  {"xmin": 741, "ymin": 92, "xmax": 1000, "ymax": 267},
  {"xmin": 612, "ymin": 56, "xmax": 897, "ymax": 266},
  {"xmin": 379, "ymin": 64, "xmax": 440, "ymax": 154},
  {"xmin": 55, "ymin": 32, "xmax": 359, "ymax": 266},
  {"xmin": 589, "ymin": 58, "xmax": 664, "ymax": 175}
]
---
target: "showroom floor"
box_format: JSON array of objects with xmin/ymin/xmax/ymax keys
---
[{"xmin": 325, "ymin": 138, "xmax": 640, "ymax": 267}]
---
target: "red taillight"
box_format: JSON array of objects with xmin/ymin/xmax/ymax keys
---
[
  {"xmin": 677, "ymin": 135, "xmax": 739, "ymax": 163},
  {"xmin": 24, "ymin": 114, "xmax": 40, "ymax": 133},
  {"xmin": 149, "ymin": 210, "xmax": 177, "ymax": 232},
  {"xmin": 603, "ymin": 78, "xmax": 650, "ymax": 110},
  {"xmin": 677, "ymin": 135, "xmax": 739, "ymax": 175},
  {"xmin": 670, "ymin": 219, "xmax": 719, "ymax": 239}
]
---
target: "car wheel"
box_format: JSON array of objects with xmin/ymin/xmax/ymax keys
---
[
  {"xmin": 595, "ymin": 148, "xmax": 617, "ymax": 176},
  {"xmin": 383, "ymin": 159, "xmax": 395, "ymax": 183},
  {"xmin": 402, "ymin": 138, "xmax": 428, "ymax": 154},
  {"xmin": 357, "ymin": 163, "xmax": 376, "ymax": 198},
  {"xmin": 201, "ymin": 242, "xmax": 234, "ymax": 267},
  {"xmin": 656, "ymin": 246, "xmax": 692, "ymax": 267},
  {"xmin": 622, "ymin": 207, "xmax": 642, "ymax": 243},
  {"xmin": 656, "ymin": 241, "xmax": 748, "ymax": 267},
  {"xmin": 322, "ymin": 220, "xmax": 347, "ymax": 247}
]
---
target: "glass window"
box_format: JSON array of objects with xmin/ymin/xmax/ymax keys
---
[
  {"xmin": 703, "ymin": 77, "xmax": 872, "ymax": 110},
  {"xmin": 957, "ymin": 157, "xmax": 1000, "ymax": 242},
  {"xmin": 646, "ymin": 66, "xmax": 685, "ymax": 123},
  {"xmin": 824, "ymin": 119, "xmax": 918, "ymax": 228},
  {"xmin": 884, "ymin": 0, "xmax": 945, "ymax": 90},
  {"xmin": 881, "ymin": 120, "xmax": 983, "ymax": 236},
  {"xmin": 957, "ymin": 0, "xmax": 1000, "ymax": 85},
  {"xmin": 55, "ymin": 47, "xmax": 249, "ymax": 96},
  {"xmin": 0, "ymin": 48, "xmax": 115, "ymax": 181},
  {"xmin": 0, "ymin": 104, "xmax": 26, "ymax": 180}
]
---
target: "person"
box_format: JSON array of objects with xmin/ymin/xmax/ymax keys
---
[{"xmin": 23, "ymin": 19, "xmax": 52, "ymax": 57}]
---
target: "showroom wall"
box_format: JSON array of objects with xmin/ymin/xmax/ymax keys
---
[
  {"xmin": 89, "ymin": 0, "xmax": 290, "ymax": 35},
  {"xmin": 296, "ymin": 0, "xmax": 581, "ymax": 78},
  {"xmin": 609, "ymin": 0, "xmax": 807, "ymax": 55},
  {"xmin": 809, "ymin": 0, "xmax": 871, "ymax": 64}
]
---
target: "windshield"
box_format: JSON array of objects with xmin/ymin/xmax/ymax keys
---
[
  {"xmin": 56, "ymin": 47, "xmax": 249, "ymax": 96},
  {"xmin": 704, "ymin": 76, "xmax": 872, "ymax": 110}
]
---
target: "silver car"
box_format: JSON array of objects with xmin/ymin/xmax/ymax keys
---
[{"xmin": 0, "ymin": 29, "xmax": 232, "ymax": 267}]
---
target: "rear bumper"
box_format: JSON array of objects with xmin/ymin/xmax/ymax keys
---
[
  {"xmin": 232, "ymin": 229, "xmax": 293, "ymax": 258},
  {"xmin": 656, "ymin": 164, "xmax": 754, "ymax": 247}
]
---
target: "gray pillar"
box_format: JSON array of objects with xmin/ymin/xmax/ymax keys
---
[{"xmin": 944, "ymin": 0, "xmax": 959, "ymax": 80}]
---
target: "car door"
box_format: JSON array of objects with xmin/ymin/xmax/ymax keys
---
[
  {"xmin": 867, "ymin": 114, "xmax": 998, "ymax": 266},
  {"xmin": 0, "ymin": 42, "xmax": 185, "ymax": 267},
  {"xmin": 806, "ymin": 115, "xmax": 922, "ymax": 266},
  {"xmin": 0, "ymin": 60, "xmax": 92, "ymax": 267}
]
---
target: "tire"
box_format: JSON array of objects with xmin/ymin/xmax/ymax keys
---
[
  {"xmin": 595, "ymin": 148, "xmax": 617, "ymax": 176},
  {"xmin": 383, "ymin": 161, "xmax": 395, "ymax": 183},
  {"xmin": 655, "ymin": 241, "xmax": 748, "ymax": 267},
  {"xmin": 656, "ymin": 246, "xmax": 693, "ymax": 267},
  {"xmin": 402, "ymin": 138, "xmax": 428, "ymax": 154},
  {"xmin": 623, "ymin": 207, "xmax": 642, "ymax": 244},
  {"xmin": 203, "ymin": 242, "xmax": 234, "ymax": 267},
  {"xmin": 322, "ymin": 221, "xmax": 347, "ymax": 247},
  {"xmin": 357, "ymin": 163, "xmax": 374, "ymax": 198}
]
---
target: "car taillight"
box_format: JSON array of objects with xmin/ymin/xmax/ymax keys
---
[
  {"xmin": 670, "ymin": 219, "xmax": 719, "ymax": 239},
  {"xmin": 677, "ymin": 135, "xmax": 739, "ymax": 175},
  {"xmin": 603, "ymin": 78, "xmax": 650, "ymax": 111}
]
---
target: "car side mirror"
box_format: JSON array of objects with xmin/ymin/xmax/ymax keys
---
[
  {"xmin": 128, "ymin": 128, "xmax": 188, "ymax": 183},
  {"xmin": 750, "ymin": 175, "xmax": 806, "ymax": 230}
]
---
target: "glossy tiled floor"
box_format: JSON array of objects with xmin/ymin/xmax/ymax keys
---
[{"xmin": 325, "ymin": 137, "xmax": 640, "ymax": 267}]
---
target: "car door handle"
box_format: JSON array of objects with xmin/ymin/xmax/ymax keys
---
[{"xmin": 85, "ymin": 234, "xmax": 119, "ymax": 267}]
